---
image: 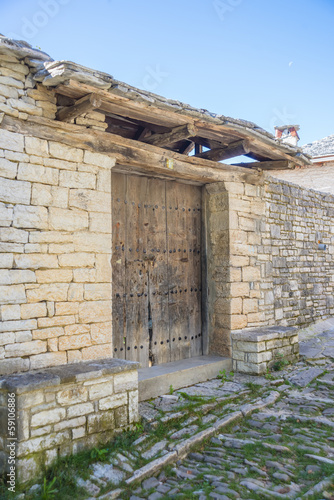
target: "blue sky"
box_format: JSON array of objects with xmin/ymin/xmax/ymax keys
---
[{"xmin": 1, "ymin": 0, "xmax": 333, "ymax": 145}]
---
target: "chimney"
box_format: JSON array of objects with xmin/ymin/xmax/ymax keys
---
[{"xmin": 274, "ymin": 125, "xmax": 300, "ymax": 147}]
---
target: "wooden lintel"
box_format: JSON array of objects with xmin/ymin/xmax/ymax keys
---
[
  {"xmin": 194, "ymin": 140, "xmax": 251, "ymax": 161},
  {"xmin": 142, "ymin": 123, "xmax": 197, "ymax": 147},
  {"xmin": 0, "ymin": 115, "xmax": 262, "ymax": 185},
  {"xmin": 232, "ymin": 160, "xmax": 295, "ymax": 170},
  {"xmin": 56, "ymin": 93, "xmax": 102, "ymax": 122}
]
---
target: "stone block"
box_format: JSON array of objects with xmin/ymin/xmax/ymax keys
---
[
  {"xmin": 64, "ymin": 324, "xmax": 90, "ymax": 336},
  {"xmin": 81, "ymin": 343, "xmax": 112, "ymax": 361},
  {"xmin": 84, "ymin": 284, "xmax": 111, "ymax": 301},
  {"xmin": 59, "ymin": 253, "xmax": 95, "ymax": 268},
  {"xmin": 83, "ymin": 150, "xmax": 116, "ymax": 170},
  {"xmin": 29, "ymin": 352, "xmax": 67, "ymax": 370},
  {"xmin": 230, "ymin": 282, "xmax": 249, "ymax": 297},
  {"xmin": 57, "ymin": 387, "xmax": 88, "ymax": 406},
  {"xmin": 247, "ymin": 351, "xmax": 273, "ymax": 363},
  {"xmin": 91, "ymin": 322, "xmax": 112, "ymax": 344},
  {"xmin": 114, "ymin": 406, "xmax": 128, "ymax": 427},
  {"xmin": 13, "ymin": 204, "xmax": 48, "ymax": 230},
  {"xmin": 69, "ymin": 189, "xmax": 111, "ymax": 213},
  {"xmin": 73, "ymin": 268, "xmax": 96, "ymax": 283},
  {"xmin": 14, "ymin": 254, "xmax": 58, "ymax": 270},
  {"xmin": 0, "ymin": 357, "xmax": 29, "ymax": 375},
  {"xmin": 59, "ymin": 170, "xmax": 96, "ymax": 189},
  {"xmin": 230, "ymin": 315, "xmax": 248, "ymax": 330},
  {"xmin": 0, "ymin": 270, "xmax": 35, "ymax": 285},
  {"xmin": 35, "ymin": 269, "xmax": 73, "ymax": 284},
  {"xmin": 21, "ymin": 302, "xmax": 47, "ymax": 319},
  {"xmin": 67, "ymin": 402, "xmax": 94, "ymax": 419},
  {"xmin": 89, "ymin": 212, "xmax": 111, "ymax": 233},
  {"xmin": 17, "ymin": 163, "xmax": 58, "ymax": 185},
  {"xmin": 0, "ymin": 157, "xmax": 17, "ymax": 179},
  {"xmin": 49, "ymin": 142, "xmax": 83, "ymax": 162},
  {"xmin": 49, "ymin": 207, "xmax": 88, "ymax": 231},
  {"xmin": 32, "ymin": 327, "xmax": 64, "ymax": 340},
  {"xmin": 0, "ymin": 177, "xmax": 31, "ymax": 204},
  {"xmin": 243, "ymin": 298, "xmax": 258, "ymax": 314},
  {"xmin": 87, "ymin": 411, "xmax": 114, "ymax": 434},
  {"xmin": 26, "ymin": 284, "xmax": 69, "ymax": 303},
  {"xmin": 79, "ymin": 300, "xmax": 111, "ymax": 324},
  {"xmin": 0, "ymin": 227, "xmax": 29, "ymax": 244},
  {"xmin": 0, "ymin": 284, "xmax": 26, "ymax": 304},
  {"xmin": 17, "ymin": 431, "xmax": 70, "ymax": 458},
  {"xmin": 1, "ymin": 304, "xmax": 21, "ymax": 321},
  {"xmin": 73, "ymin": 232, "xmax": 110, "ymax": 253},
  {"xmin": 5, "ymin": 340, "xmax": 46, "ymax": 358},
  {"xmin": 89, "ymin": 381, "xmax": 114, "ymax": 400},
  {"xmin": 0, "ymin": 130, "xmax": 24, "ymax": 152},
  {"xmin": 54, "ymin": 416, "xmax": 86, "ymax": 432},
  {"xmin": 99, "ymin": 393, "xmax": 128, "ymax": 410},
  {"xmin": 0, "ymin": 254, "xmax": 14, "ymax": 269},
  {"xmin": 242, "ymin": 266, "xmax": 261, "ymax": 282},
  {"xmin": 114, "ymin": 370, "xmax": 137, "ymax": 393},
  {"xmin": 59, "ymin": 333, "xmax": 92, "ymax": 351},
  {"xmin": 25, "ymin": 137, "xmax": 48, "ymax": 156},
  {"xmin": 128, "ymin": 390, "xmax": 139, "ymax": 424},
  {"xmin": 95, "ymin": 254, "xmax": 111, "ymax": 283},
  {"xmin": 55, "ymin": 302, "xmax": 79, "ymax": 316},
  {"xmin": 38, "ymin": 315, "xmax": 76, "ymax": 328},
  {"xmin": 67, "ymin": 284, "xmax": 84, "ymax": 302}
]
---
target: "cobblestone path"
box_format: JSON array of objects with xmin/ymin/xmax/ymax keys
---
[{"xmin": 17, "ymin": 329, "xmax": 334, "ymax": 500}]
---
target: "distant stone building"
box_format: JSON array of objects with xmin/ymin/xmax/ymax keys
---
[{"xmin": 271, "ymin": 133, "xmax": 334, "ymax": 194}]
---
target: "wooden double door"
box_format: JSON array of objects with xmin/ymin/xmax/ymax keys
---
[{"xmin": 112, "ymin": 173, "xmax": 202, "ymax": 367}]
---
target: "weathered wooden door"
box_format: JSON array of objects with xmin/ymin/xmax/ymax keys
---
[{"xmin": 112, "ymin": 173, "xmax": 202, "ymax": 367}]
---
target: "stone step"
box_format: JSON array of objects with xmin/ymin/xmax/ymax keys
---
[{"xmin": 138, "ymin": 355, "xmax": 232, "ymax": 401}]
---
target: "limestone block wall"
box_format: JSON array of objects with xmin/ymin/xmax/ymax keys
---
[
  {"xmin": 261, "ymin": 179, "xmax": 334, "ymax": 327},
  {"xmin": 0, "ymin": 359, "xmax": 139, "ymax": 483},
  {"xmin": 223, "ymin": 175, "xmax": 334, "ymax": 333},
  {"xmin": 0, "ymin": 127, "xmax": 115, "ymax": 375},
  {"xmin": 270, "ymin": 161, "xmax": 334, "ymax": 196}
]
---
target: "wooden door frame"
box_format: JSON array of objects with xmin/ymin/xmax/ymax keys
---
[{"xmin": 111, "ymin": 164, "xmax": 208, "ymax": 361}]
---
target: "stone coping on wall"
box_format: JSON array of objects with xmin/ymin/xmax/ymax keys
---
[
  {"xmin": 0, "ymin": 358, "xmax": 140, "ymax": 394},
  {"xmin": 231, "ymin": 326, "xmax": 297, "ymax": 343}
]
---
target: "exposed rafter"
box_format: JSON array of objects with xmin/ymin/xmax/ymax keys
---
[
  {"xmin": 56, "ymin": 93, "xmax": 102, "ymax": 122},
  {"xmin": 142, "ymin": 123, "xmax": 197, "ymax": 148},
  {"xmin": 193, "ymin": 139, "xmax": 251, "ymax": 162},
  {"xmin": 232, "ymin": 160, "xmax": 295, "ymax": 170}
]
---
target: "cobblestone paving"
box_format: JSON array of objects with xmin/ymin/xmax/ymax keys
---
[{"xmin": 40, "ymin": 329, "xmax": 334, "ymax": 500}]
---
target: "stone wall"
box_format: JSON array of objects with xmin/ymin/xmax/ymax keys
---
[
  {"xmin": 0, "ymin": 53, "xmax": 115, "ymax": 376},
  {"xmin": 224, "ymin": 175, "xmax": 334, "ymax": 333},
  {"xmin": 270, "ymin": 161, "xmax": 334, "ymax": 196},
  {"xmin": 0, "ymin": 359, "xmax": 139, "ymax": 483},
  {"xmin": 261, "ymin": 178, "xmax": 334, "ymax": 326}
]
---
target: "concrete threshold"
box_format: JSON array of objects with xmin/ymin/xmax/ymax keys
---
[{"xmin": 138, "ymin": 355, "xmax": 232, "ymax": 401}]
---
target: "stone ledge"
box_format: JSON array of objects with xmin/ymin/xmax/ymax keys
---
[
  {"xmin": 231, "ymin": 326, "xmax": 297, "ymax": 343},
  {"xmin": 0, "ymin": 358, "xmax": 139, "ymax": 394}
]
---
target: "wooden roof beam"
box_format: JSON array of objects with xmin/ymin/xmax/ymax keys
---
[
  {"xmin": 56, "ymin": 93, "xmax": 102, "ymax": 122},
  {"xmin": 232, "ymin": 160, "xmax": 295, "ymax": 170},
  {"xmin": 193, "ymin": 139, "xmax": 250, "ymax": 161},
  {"xmin": 0, "ymin": 115, "xmax": 262, "ymax": 186},
  {"xmin": 142, "ymin": 123, "xmax": 197, "ymax": 147}
]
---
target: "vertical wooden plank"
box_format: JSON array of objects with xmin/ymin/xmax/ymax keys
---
[
  {"xmin": 111, "ymin": 172, "xmax": 126, "ymax": 360},
  {"xmin": 125, "ymin": 174, "xmax": 150, "ymax": 367},
  {"xmin": 166, "ymin": 181, "xmax": 191, "ymax": 361},
  {"xmin": 147, "ymin": 178, "xmax": 170, "ymax": 365},
  {"xmin": 187, "ymin": 185, "xmax": 203, "ymax": 358}
]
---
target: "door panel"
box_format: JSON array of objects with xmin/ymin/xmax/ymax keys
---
[{"xmin": 112, "ymin": 173, "xmax": 202, "ymax": 367}]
